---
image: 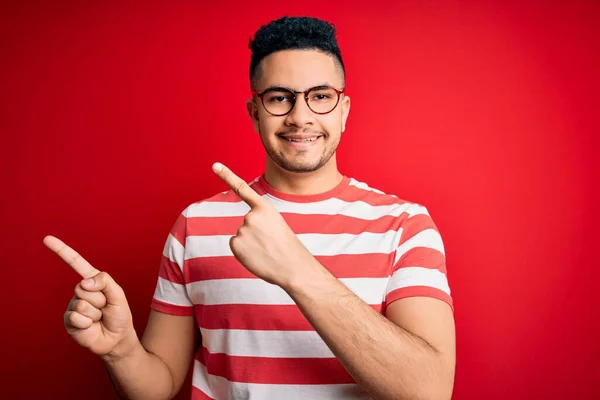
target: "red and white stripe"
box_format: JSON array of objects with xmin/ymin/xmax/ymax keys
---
[{"xmin": 150, "ymin": 175, "xmax": 452, "ymax": 399}]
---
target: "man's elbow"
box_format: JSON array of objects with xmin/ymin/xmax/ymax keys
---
[
  {"xmin": 396, "ymin": 381, "xmax": 453, "ymax": 400},
  {"xmin": 391, "ymin": 360, "xmax": 455, "ymax": 400},
  {"xmin": 422, "ymin": 382, "xmax": 454, "ymax": 400},
  {"xmin": 416, "ymin": 362, "xmax": 455, "ymax": 400}
]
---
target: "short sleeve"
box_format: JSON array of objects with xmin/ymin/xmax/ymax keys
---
[
  {"xmin": 150, "ymin": 208, "xmax": 194, "ymax": 316},
  {"xmin": 385, "ymin": 204, "xmax": 453, "ymax": 311}
]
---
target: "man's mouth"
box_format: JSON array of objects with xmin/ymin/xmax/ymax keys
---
[
  {"xmin": 281, "ymin": 136, "xmax": 321, "ymax": 142},
  {"xmin": 278, "ymin": 134, "xmax": 324, "ymax": 147}
]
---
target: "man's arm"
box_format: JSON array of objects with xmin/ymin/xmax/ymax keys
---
[
  {"xmin": 44, "ymin": 233, "xmax": 198, "ymax": 400},
  {"xmin": 284, "ymin": 261, "xmax": 455, "ymax": 400},
  {"xmin": 104, "ymin": 310, "xmax": 198, "ymax": 400}
]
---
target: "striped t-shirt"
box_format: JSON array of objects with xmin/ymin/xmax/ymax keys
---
[{"xmin": 151, "ymin": 174, "xmax": 452, "ymax": 400}]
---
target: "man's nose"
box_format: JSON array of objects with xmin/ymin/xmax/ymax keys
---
[{"xmin": 284, "ymin": 95, "xmax": 316, "ymax": 127}]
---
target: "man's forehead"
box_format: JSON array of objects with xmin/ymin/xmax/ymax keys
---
[{"xmin": 256, "ymin": 49, "xmax": 342, "ymax": 89}]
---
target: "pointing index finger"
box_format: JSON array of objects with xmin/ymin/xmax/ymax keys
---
[
  {"xmin": 43, "ymin": 235, "xmax": 100, "ymax": 279},
  {"xmin": 212, "ymin": 162, "xmax": 264, "ymax": 208}
]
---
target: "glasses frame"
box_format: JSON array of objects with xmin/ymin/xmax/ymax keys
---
[{"xmin": 251, "ymin": 85, "xmax": 345, "ymax": 116}]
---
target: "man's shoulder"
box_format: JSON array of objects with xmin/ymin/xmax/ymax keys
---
[
  {"xmin": 347, "ymin": 177, "xmax": 443, "ymax": 251},
  {"xmin": 179, "ymin": 176, "xmax": 260, "ymax": 218},
  {"xmin": 345, "ymin": 176, "xmax": 429, "ymax": 215}
]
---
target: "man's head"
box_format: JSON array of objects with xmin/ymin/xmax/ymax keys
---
[{"xmin": 247, "ymin": 16, "xmax": 351, "ymax": 174}]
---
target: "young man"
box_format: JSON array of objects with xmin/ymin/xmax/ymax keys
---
[{"xmin": 45, "ymin": 16, "xmax": 455, "ymax": 400}]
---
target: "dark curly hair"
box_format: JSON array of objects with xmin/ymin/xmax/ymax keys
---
[{"xmin": 248, "ymin": 16, "xmax": 346, "ymax": 89}]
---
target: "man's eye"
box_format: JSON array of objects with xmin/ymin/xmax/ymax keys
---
[
  {"xmin": 310, "ymin": 92, "xmax": 333, "ymax": 101},
  {"xmin": 267, "ymin": 94, "xmax": 290, "ymax": 103}
]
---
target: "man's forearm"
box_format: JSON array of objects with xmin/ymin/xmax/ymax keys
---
[
  {"xmin": 284, "ymin": 261, "xmax": 453, "ymax": 400},
  {"xmin": 102, "ymin": 333, "xmax": 176, "ymax": 400}
]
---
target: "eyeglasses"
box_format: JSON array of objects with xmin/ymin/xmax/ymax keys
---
[{"xmin": 251, "ymin": 85, "xmax": 345, "ymax": 116}]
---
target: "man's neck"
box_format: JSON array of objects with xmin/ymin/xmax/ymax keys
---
[{"xmin": 263, "ymin": 158, "xmax": 344, "ymax": 196}]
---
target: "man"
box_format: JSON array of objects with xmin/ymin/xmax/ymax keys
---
[{"xmin": 44, "ymin": 16, "xmax": 455, "ymax": 400}]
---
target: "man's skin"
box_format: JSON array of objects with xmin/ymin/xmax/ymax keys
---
[{"xmin": 44, "ymin": 49, "xmax": 455, "ymax": 400}]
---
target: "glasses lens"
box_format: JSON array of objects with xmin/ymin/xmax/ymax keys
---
[
  {"xmin": 262, "ymin": 89, "xmax": 295, "ymax": 115},
  {"xmin": 307, "ymin": 87, "xmax": 339, "ymax": 113}
]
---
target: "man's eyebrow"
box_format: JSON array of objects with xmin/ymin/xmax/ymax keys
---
[
  {"xmin": 261, "ymin": 85, "xmax": 290, "ymax": 92},
  {"xmin": 260, "ymin": 83, "xmax": 334, "ymax": 92},
  {"xmin": 309, "ymin": 83, "xmax": 333, "ymax": 91}
]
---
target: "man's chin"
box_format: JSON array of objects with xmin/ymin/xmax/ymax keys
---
[
  {"xmin": 279, "ymin": 162, "xmax": 321, "ymax": 173},
  {"xmin": 275, "ymin": 157, "xmax": 324, "ymax": 173},
  {"xmin": 265, "ymin": 145, "xmax": 334, "ymax": 174}
]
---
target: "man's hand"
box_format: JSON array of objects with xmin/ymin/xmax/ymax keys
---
[
  {"xmin": 212, "ymin": 162, "xmax": 318, "ymax": 288},
  {"xmin": 44, "ymin": 236, "xmax": 137, "ymax": 359}
]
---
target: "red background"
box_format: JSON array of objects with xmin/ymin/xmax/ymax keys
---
[{"xmin": 1, "ymin": 0, "xmax": 598, "ymax": 398}]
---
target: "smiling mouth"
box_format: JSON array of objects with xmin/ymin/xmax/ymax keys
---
[{"xmin": 281, "ymin": 136, "xmax": 321, "ymax": 142}]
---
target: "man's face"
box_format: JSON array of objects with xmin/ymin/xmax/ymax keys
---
[{"xmin": 247, "ymin": 49, "xmax": 351, "ymax": 173}]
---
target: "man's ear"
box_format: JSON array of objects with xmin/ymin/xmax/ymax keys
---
[
  {"xmin": 341, "ymin": 95, "xmax": 351, "ymax": 133},
  {"xmin": 246, "ymin": 98, "xmax": 260, "ymax": 133}
]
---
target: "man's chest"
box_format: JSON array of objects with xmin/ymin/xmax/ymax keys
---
[
  {"xmin": 183, "ymin": 212, "xmax": 401, "ymax": 328},
  {"xmin": 185, "ymin": 249, "xmax": 396, "ymax": 332}
]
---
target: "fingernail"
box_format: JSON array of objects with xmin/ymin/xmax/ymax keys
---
[
  {"xmin": 84, "ymin": 278, "xmax": 95, "ymax": 287},
  {"xmin": 212, "ymin": 162, "xmax": 223, "ymax": 172}
]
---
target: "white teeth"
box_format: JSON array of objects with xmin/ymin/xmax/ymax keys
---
[{"xmin": 284, "ymin": 137, "xmax": 319, "ymax": 142}]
